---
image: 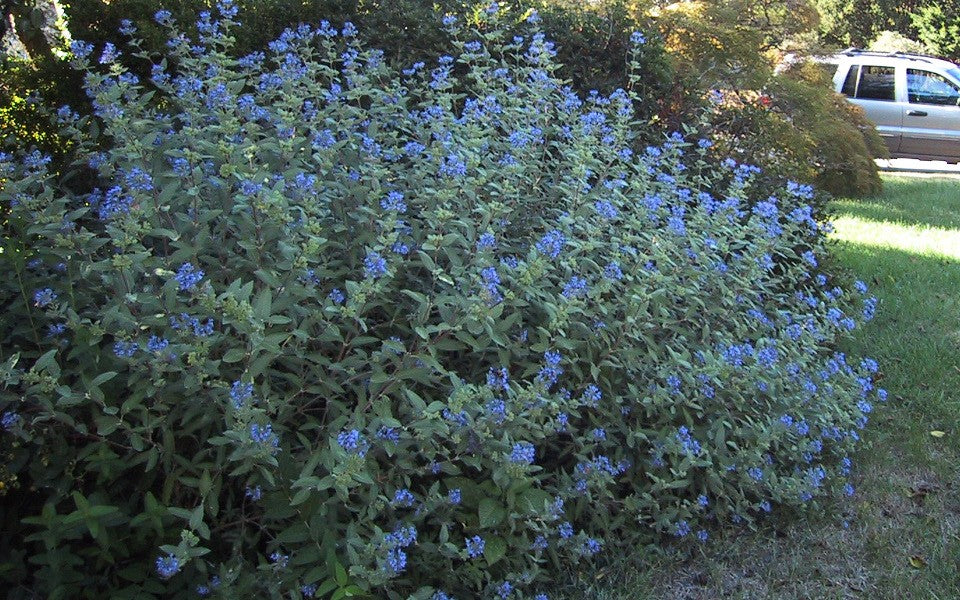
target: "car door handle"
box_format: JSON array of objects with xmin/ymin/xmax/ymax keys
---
[{"xmin": 907, "ymin": 110, "xmax": 928, "ymax": 116}]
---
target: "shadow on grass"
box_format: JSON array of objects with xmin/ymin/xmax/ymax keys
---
[{"xmin": 831, "ymin": 176, "xmax": 960, "ymax": 231}]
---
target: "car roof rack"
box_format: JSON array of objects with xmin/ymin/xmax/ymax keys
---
[{"xmin": 838, "ymin": 47, "xmax": 938, "ymax": 63}]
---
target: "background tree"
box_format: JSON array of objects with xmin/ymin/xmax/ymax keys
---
[
  {"xmin": 814, "ymin": 0, "xmax": 923, "ymax": 48},
  {"xmin": 912, "ymin": 2, "xmax": 960, "ymax": 61}
]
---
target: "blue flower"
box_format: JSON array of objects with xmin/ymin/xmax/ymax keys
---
[
  {"xmin": 631, "ymin": 31, "xmax": 646, "ymax": 44},
  {"xmin": 603, "ymin": 262, "xmax": 624, "ymax": 280},
  {"xmin": 364, "ymin": 252, "xmax": 388, "ymax": 279},
  {"xmin": 385, "ymin": 547, "xmax": 406, "ymax": 572},
  {"xmin": 155, "ymin": 554, "xmax": 180, "ymax": 578},
  {"xmin": 380, "ymin": 191, "xmax": 407, "ymax": 213},
  {"xmin": 337, "ymin": 429, "xmax": 368, "ymax": 457},
  {"xmin": 376, "ymin": 426, "xmax": 400, "ymax": 443},
  {"xmin": 270, "ymin": 550, "xmax": 289, "ymax": 568},
  {"xmin": 561, "ymin": 276, "xmax": 588, "ymax": 299},
  {"xmin": 328, "ymin": 288, "xmax": 346, "ymax": 304},
  {"xmin": 439, "ymin": 154, "xmax": 466, "ymax": 177},
  {"xmin": 465, "ymin": 535, "xmax": 485, "ymax": 558},
  {"xmin": 33, "ymin": 288, "xmax": 57, "ymax": 307},
  {"xmin": 386, "ymin": 523, "xmax": 418, "ymax": 548},
  {"xmin": 667, "ymin": 206, "xmax": 687, "ymax": 236},
  {"xmin": 863, "ymin": 296, "xmax": 878, "ymax": 320},
  {"xmin": 673, "ymin": 520, "xmax": 690, "ymax": 537},
  {"xmin": 509, "ymin": 441, "xmax": 535, "ymax": 464},
  {"xmin": 245, "ymin": 485, "xmax": 262, "ymax": 501},
  {"xmin": 666, "ymin": 374, "xmax": 681, "ymax": 393},
  {"xmin": 495, "ymin": 581, "xmax": 513, "ymax": 599},
  {"xmin": 757, "ymin": 346, "xmax": 779, "ymax": 368},
  {"xmin": 174, "ymin": 263, "xmax": 204, "ymax": 291},
  {"xmin": 477, "ymin": 232, "xmax": 496, "ymax": 250},
  {"xmin": 70, "ymin": 40, "xmax": 94, "ymax": 59},
  {"xmin": 592, "ymin": 428, "xmax": 606, "ymax": 440},
  {"xmin": 532, "ymin": 535, "xmax": 548, "ymax": 551},
  {"xmin": 250, "ymin": 423, "xmax": 278, "ymax": 447},
  {"xmin": 583, "ymin": 538, "xmax": 602, "ymax": 555},
  {"xmin": 698, "ymin": 494, "xmax": 709, "ymax": 507},
  {"xmin": 448, "ymin": 488, "xmax": 461, "ymax": 504},
  {"xmin": 145, "ymin": 336, "xmax": 169, "ymax": 353},
  {"xmin": 481, "ymin": 266, "xmax": 503, "ymax": 304},
  {"xmin": 536, "ymin": 230, "xmax": 565, "ymax": 259},
  {"xmin": 748, "ymin": 467, "xmax": 764, "ymax": 481},
  {"xmin": 114, "ymin": 341, "xmax": 138, "ymax": 358},
  {"xmin": 697, "ymin": 529, "xmax": 709, "ymax": 542},
  {"xmin": 46, "ymin": 323, "xmax": 66, "ymax": 337},
  {"xmin": 581, "ymin": 384, "xmax": 602, "ymax": 406},
  {"xmin": 558, "ymin": 521, "xmax": 573, "ymax": 538},
  {"xmin": 230, "ymin": 381, "xmax": 254, "ymax": 409},
  {"xmin": 392, "ymin": 488, "xmax": 415, "ymax": 507},
  {"xmin": 2, "ymin": 411, "xmax": 21, "ymax": 430},
  {"xmin": 676, "ymin": 426, "xmax": 702, "ymax": 455},
  {"xmin": 487, "ymin": 366, "xmax": 509, "ymax": 391}
]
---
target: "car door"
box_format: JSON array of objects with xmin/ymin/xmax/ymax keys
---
[
  {"xmin": 898, "ymin": 68, "xmax": 960, "ymax": 160},
  {"xmin": 840, "ymin": 63, "xmax": 904, "ymax": 154}
]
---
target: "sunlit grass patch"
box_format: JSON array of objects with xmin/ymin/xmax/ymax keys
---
[{"xmin": 830, "ymin": 215, "xmax": 960, "ymax": 260}]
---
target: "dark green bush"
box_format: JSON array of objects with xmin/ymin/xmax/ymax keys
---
[{"xmin": 2, "ymin": 3, "xmax": 883, "ymax": 598}]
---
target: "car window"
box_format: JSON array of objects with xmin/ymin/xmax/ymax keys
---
[
  {"xmin": 855, "ymin": 65, "xmax": 895, "ymax": 101},
  {"xmin": 840, "ymin": 64, "xmax": 859, "ymax": 96},
  {"xmin": 907, "ymin": 69, "xmax": 960, "ymax": 106}
]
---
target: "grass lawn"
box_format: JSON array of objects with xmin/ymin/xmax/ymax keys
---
[{"xmin": 554, "ymin": 174, "xmax": 960, "ymax": 599}]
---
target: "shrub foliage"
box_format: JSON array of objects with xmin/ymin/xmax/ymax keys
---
[{"xmin": 1, "ymin": 3, "xmax": 883, "ymax": 598}]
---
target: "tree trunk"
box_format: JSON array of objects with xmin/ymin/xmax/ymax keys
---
[{"xmin": 1, "ymin": 0, "xmax": 70, "ymax": 62}]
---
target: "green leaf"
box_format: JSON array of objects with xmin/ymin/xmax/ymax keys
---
[
  {"xmin": 222, "ymin": 348, "xmax": 247, "ymax": 363},
  {"xmin": 483, "ymin": 535, "xmax": 507, "ymax": 565},
  {"xmin": 516, "ymin": 487, "xmax": 551, "ymax": 514},
  {"xmin": 253, "ymin": 288, "xmax": 273, "ymax": 320},
  {"xmin": 478, "ymin": 497, "xmax": 506, "ymax": 529}
]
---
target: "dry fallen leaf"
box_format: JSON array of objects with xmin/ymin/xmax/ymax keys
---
[{"xmin": 908, "ymin": 555, "xmax": 926, "ymax": 569}]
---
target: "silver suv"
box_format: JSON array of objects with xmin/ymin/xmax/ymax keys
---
[{"xmin": 823, "ymin": 49, "xmax": 960, "ymax": 162}]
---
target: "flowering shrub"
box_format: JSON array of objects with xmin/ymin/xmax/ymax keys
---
[{"xmin": 0, "ymin": 2, "xmax": 884, "ymax": 598}]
